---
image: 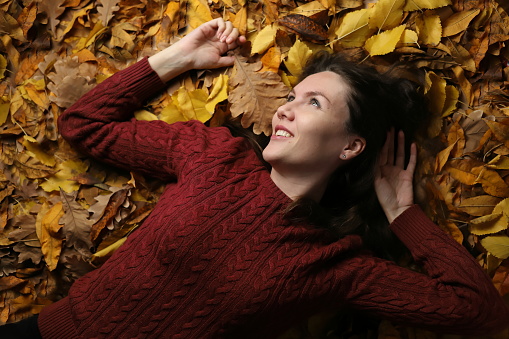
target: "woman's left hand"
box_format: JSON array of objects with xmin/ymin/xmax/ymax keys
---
[{"xmin": 374, "ymin": 129, "xmax": 416, "ymax": 223}]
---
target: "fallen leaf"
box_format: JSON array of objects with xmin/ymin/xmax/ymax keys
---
[
  {"xmin": 368, "ymin": 0, "xmax": 405, "ymax": 31},
  {"xmin": 442, "ymin": 9, "xmax": 480, "ymax": 37},
  {"xmin": 481, "ymin": 235, "xmax": 509, "ymax": 259},
  {"xmin": 365, "ymin": 25, "xmax": 406, "ymax": 56},
  {"xmin": 229, "ymin": 57, "xmax": 289, "ymax": 135},
  {"xmin": 97, "ymin": 0, "xmax": 120, "ymax": 27}
]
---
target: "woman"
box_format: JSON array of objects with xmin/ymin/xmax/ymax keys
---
[{"xmin": 6, "ymin": 18, "xmax": 508, "ymax": 338}]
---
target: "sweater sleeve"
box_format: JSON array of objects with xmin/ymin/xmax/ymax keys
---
[
  {"xmin": 58, "ymin": 57, "xmax": 232, "ymax": 181},
  {"xmin": 331, "ymin": 205, "xmax": 509, "ymax": 335}
]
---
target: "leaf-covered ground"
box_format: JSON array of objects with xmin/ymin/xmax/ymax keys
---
[{"xmin": 1, "ymin": 0, "xmax": 509, "ymax": 337}]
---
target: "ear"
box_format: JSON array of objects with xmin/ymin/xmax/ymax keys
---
[{"xmin": 340, "ymin": 136, "xmax": 366, "ymax": 160}]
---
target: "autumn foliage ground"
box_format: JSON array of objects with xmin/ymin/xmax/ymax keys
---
[{"xmin": 1, "ymin": 0, "xmax": 509, "ymax": 338}]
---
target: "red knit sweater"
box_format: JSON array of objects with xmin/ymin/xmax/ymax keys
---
[{"xmin": 38, "ymin": 58, "xmax": 509, "ymax": 338}]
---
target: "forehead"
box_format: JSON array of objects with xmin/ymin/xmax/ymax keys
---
[{"xmin": 294, "ymin": 71, "xmax": 350, "ymax": 100}]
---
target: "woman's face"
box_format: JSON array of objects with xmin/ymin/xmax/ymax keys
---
[{"xmin": 263, "ymin": 71, "xmax": 361, "ymax": 176}]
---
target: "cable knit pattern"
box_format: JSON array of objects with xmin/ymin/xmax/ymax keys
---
[{"xmin": 38, "ymin": 58, "xmax": 509, "ymax": 338}]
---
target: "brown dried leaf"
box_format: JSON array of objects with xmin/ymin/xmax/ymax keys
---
[
  {"xmin": 279, "ymin": 14, "xmax": 328, "ymax": 44},
  {"xmin": 229, "ymin": 57, "xmax": 289, "ymax": 135}
]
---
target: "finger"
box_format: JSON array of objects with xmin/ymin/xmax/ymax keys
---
[
  {"xmin": 406, "ymin": 142, "xmax": 417, "ymax": 176},
  {"xmin": 220, "ymin": 21, "xmax": 234, "ymax": 42},
  {"xmin": 386, "ymin": 128, "xmax": 395, "ymax": 165},
  {"xmin": 378, "ymin": 131, "xmax": 390, "ymax": 166},
  {"xmin": 215, "ymin": 18, "xmax": 226, "ymax": 40},
  {"xmin": 215, "ymin": 55, "xmax": 236, "ymax": 68},
  {"xmin": 395, "ymin": 130, "xmax": 405, "ymax": 168}
]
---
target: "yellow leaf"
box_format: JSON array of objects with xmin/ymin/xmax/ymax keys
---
[
  {"xmin": 424, "ymin": 71, "xmax": 446, "ymax": 116},
  {"xmin": 459, "ymin": 195, "xmax": 501, "ymax": 217},
  {"xmin": 177, "ymin": 87, "xmax": 211, "ymax": 123},
  {"xmin": 481, "ymin": 235, "xmax": 509, "ymax": 259},
  {"xmin": 40, "ymin": 159, "xmax": 89, "ymax": 193},
  {"xmin": 284, "ymin": 39, "xmax": 313, "ymax": 78},
  {"xmin": 187, "ymin": 0, "xmax": 213, "ymax": 30},
  {"xmin": 206, "ymin": 74, "xmax": 228, "ymax": 113},
  {"xmin": 37, "ymin": 202, "xmax": 64, "ymax": 271},
  {"xmin": 487, "ymin": 155, "xmax": 509, "ymax": 170},
  {"xmin": 0, "ymin": 102, "xmax": 10, "ymax": 125},
  {"xmin": 484, "ymin": 120, "xmax": 509, "ymax": 149},
  {"xmin": 251, "ymin": 24, "xmax": 278, "ymax": 55},
  {"xmin": 134, "ymin": 109, "xmax": 159, "ymax": 121},
  {"xmin": 22, "ymin": 138, "xmax": 56, "ymax": 167},
  {"xmin": 20, "ymin": 79, "xmax": 50, "ymax": 109},
  {"xmin": 472, "ymin": 167, "xmax": 509, "ymax": 198},
  {"xmin": 435, "ymin": 141, "xmax": 456, "ymax": 173},
  {"xmin": 442, "ymin": 9, "xmax": 480, "ymax": 37},
  {"xmin": 232, "ymin": 6, "xmax": 247, "ymax": 36},
  {"xmin": 368, "ymin": 0, "xmax": 405, "ymax": 31},
  {"xmin": 445, "ymin": 160, "xmax": 477, "ymax": 185},
  {"xmin": 261, "ymin": 47, "xmax": 282, "ymax": 73},
  {"xmin": 404, "ymin": 0, "xmax": 452, "ymax": 11},
  {"xmin": 291, "ymin": 1, "xmax": 327, "ymax": 15},
  {"xmin": 91, "ymin": 236, "xmax": 127, "ymax": 259},
  {"xmin": 160, "ymin": 102, "xmax": 186, "ymax": 124},
  {"xmin": 280, "ymin": 71, "xmax": 298, "ymax": 88},
  {"xmin": 0, "ymin": 54, "xmax": 7, "ymax": 79},
  {"xmin": 365, "ymin": 25, "xmax": 406, "ymax": 56},
  {"xmin": 397, "ymin": 29, "xmax": 418, "ymax": 47},
  {"xmin": 442, "ymin": 85, "xmax": 459, "ymax": 117},
  {"xmin": 334, "ymin": 8, "xmax": 374, "ymax": 48},
  {"xmin": 470, "ymin": 213, "xmax": 507, "ymax": 236},
  {"xmin": 416, "ymin": 13, "xmax": 442, "ymax": 46}
]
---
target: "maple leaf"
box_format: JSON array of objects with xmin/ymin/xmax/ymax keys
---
[{"xmin": 229, "ymin": 56, "xmax": 289, "ymax": 135}]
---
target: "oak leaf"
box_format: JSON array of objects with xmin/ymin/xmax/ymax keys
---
[
  {"xmin": 60, "ymin": 190, "xmax": 93, "ymax": 256},
  {"xmin": 229, "ymin": 57, "xmax": 289, "ymax": 135},
  {"xmin": 97, "ymin": 0, "xmax": 120, "ymax": 27},
  {"xmin": 38, "ymin": 0, "xmax": 66, "ymax": 37}
]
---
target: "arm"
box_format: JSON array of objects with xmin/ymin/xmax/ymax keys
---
[
  {"xmin": 331, "ymin": 206, "xmax": 509, "ymax": 335},
  {"xmin": 58, "ymin": 19, "xmax": 245, "ymax": 179},
  {"xmin": 362, "ymin": 129, "xmax": 509, "ymax": 333}
]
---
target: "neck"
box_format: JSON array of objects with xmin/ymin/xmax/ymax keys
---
[{"xmin": 270, "ymin": 167, "xmax": 329, "ymax": 202}]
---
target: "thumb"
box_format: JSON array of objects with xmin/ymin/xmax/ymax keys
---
[{"xmin": 214, "ymin": 55, "xmax": 236, "ymax": 68}]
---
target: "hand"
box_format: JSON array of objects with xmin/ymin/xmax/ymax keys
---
[
  {"xmin": 374, "ymin": 129, "xmax": 416, "ymax": 223},
  {"xmin": 149, "ymin": 18, "xmax": 246, "ymax": 82}
]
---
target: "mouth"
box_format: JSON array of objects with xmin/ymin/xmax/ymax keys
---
[{"xmin": 273, "ymin": 125, "xmax": 294, "ymax": 138}]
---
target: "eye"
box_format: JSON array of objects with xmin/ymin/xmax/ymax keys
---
[
  {"xmin": 287, "ymin": 95, "xmax": 295, "ymax": 102},
  {"xmin": 310, "ymin": 98, "xmax": 321, "ymax": 108}
]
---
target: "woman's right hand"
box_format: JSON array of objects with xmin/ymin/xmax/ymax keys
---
[{"xmin": 149, "ymin": 18, "xmax": 246, "ymax": 82}]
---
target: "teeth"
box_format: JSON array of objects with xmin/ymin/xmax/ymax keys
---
[{"xmin": 275, "ymin": 130, "xmax": 293, "ymax": 137}]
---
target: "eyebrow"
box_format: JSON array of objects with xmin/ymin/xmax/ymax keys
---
[{"xmin": 290, "ymin": 90, "xmax": 332, "ymax": 105}]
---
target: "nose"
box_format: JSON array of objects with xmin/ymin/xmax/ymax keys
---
[{"xmin": 276, "ymin": 102, "xmax": 294, "ymax": 121}]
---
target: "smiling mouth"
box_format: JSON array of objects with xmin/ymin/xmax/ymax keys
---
[{"xmin": 274, "ymin": 129, "xmax": 293, "ymax": 138}]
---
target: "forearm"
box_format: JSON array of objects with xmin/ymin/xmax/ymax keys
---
[{"xmin": 147, "ymin": 45, "xmax": 193, "ymax": 83}]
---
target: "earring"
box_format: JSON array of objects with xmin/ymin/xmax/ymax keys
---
[{"xmin": 342, "ymin": 154, "xmax": 347, "ymax": 159}]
